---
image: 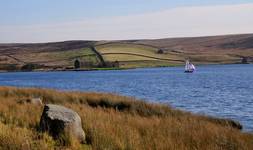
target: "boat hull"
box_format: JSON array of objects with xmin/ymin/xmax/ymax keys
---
[{"xmin": 184, "ymin": 70, "xmax": 194, "ymax": 73}]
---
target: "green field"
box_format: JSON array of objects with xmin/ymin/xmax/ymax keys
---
[
  {"xmin": 0, "ymin": 47, "xmax": 99, "ymax": 71},
  {"xmin": 95, "ymin": 43, "xmax": 184, "ymax": 68}
]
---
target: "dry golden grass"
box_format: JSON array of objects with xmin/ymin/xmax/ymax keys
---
[{"xmin": 0, "ymin": 86, "xmax": 252, "ymax": 150}]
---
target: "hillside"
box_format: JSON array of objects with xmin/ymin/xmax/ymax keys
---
[
  {"xmin": 0, "ymin": 34, "xmax": 253, "ymax": 71},
  {"xmin": 0, "ymin": 86, "xmax": 253, "ymax": 150},
  {"xmin": 134, "ymin": 33, "xmax": 253, "ymax": 65},
  {"xmin": 0, "ymin": 41, "xmax": 100, "ymax": 71}
]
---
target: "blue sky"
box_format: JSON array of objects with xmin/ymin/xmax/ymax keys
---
[
  {"xmin": 1, "ymin": 0, "xmax": 253, "ymax": 26},
  {"xmin": 1, "ymin": 0, "xmax": 253, "ymax": 42}
]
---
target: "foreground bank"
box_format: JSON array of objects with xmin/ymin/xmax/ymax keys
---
[{"xmin": 0, "ymin": 87, "xmax": 252, "ymax": 150}]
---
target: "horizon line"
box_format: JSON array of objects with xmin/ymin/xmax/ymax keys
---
[{"xmin": 1, "ymin": 32, "xmax": 252, "ymax": 44}]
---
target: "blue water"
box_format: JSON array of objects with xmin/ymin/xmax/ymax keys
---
[{"xmin": 0, "ymin": 64, "xmax": 253, "ymax": 131}]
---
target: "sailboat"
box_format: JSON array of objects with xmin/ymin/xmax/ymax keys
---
[{"xmin": 185, "ymin": 60, "xmax": 196, "ymax": 73}]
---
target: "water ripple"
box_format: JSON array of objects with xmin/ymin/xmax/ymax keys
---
[{"xmin": 0, "ymin": 64, "xmax": 253, "ymax": 131}]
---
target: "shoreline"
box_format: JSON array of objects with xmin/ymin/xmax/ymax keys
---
[
  {"xmin": 0, "ymin": 62, "xmax": 250, "ymax": 74},
  {"xmin": 1, "ymin": 85, "xmax": 252, "ymax": 133},
  {"xmin": 0, "ymin": 86, "xmax": 252, "ymax": 149}
]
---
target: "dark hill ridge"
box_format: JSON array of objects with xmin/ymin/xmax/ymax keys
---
[
  {"xmin": 0, "ymin": 33, "xmax": 253, "ymax": 71},
  {"xmin": 1, "ymin": 33, "xmax": 253, "ymax": 53},
  {"xmin": 0, "ymin": 41, "xmax": 96, "ymax": 54},
  {"xmin": 135, "ymin": 34, "xmax": 253, "ymax": 51}
]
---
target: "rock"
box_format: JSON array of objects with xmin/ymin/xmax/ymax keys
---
[
  {"xmin": 17, "ymin": 97, "xmax": 43, "ymax": 106},
  {"xmin": 39, "ymin": 104, "xmax": 85, "ymax": 143}
]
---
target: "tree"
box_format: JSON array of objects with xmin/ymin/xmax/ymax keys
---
[
  {"xmin": 74, "ymin": 59, "xmax": 81, "ymax": 69},
  {"xmin": 157, "ymin": 49, "xmax": 164, "ymax": 54},
  {"xmin": 21, "ymin": 63, "xmax": 40, "ymax": 71},
  {"xmin": 241, "ymin": 57, "xmax": 248, "ymax": 64}
]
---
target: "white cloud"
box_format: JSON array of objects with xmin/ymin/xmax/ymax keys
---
[{"xmin": 1, "ymin": 3, "xmax": 253, "ymax": 43}]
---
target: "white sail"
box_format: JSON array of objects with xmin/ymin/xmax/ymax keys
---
[
  {"xmin": 185, "ymin": 60, "xmax": 195, "ymax": 72},
  {"xmin": 185, "ymin": 60, "xmax": 190, "ymax": 71},
  {"xmin": 189, "ymin": 64, "xmax": 195, "ymax": 70}
]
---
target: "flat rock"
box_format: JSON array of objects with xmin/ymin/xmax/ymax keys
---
[{"xmin": 39, "ymin": 104, "xmax": 85, "ymax": 143}]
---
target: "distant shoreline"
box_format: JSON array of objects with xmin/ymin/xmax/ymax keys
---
[
  {"xmin": 0, "ymin": 62, "xmax": 251, "ymax": 74},
  {"xmin": 1, "ymin": 33, "xmax": 252, "ymax": 74}
]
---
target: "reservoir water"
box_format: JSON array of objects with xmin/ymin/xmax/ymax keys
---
[{"xmin": 0, "ymin": 64, "xmax": 252, "ymax": 131}]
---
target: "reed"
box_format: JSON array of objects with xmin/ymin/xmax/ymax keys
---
[{"xmin": 0, "ymin": 86, "xmax": 252, "ymax": 150}]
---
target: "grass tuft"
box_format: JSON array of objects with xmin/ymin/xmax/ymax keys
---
[{"xmin": 0, "ymin": 86, "xmax": 252, "ymax": 149}]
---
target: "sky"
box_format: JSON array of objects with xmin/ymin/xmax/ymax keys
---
[{"xmin": 1, "ymin": 0, "xmax": 253, "ymax": 43}]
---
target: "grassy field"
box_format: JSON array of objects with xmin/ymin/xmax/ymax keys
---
[
  {"xmin": 95, "ymin": 38, "xmax": 253, "ymax": 68},
  {"xmin": 0, "ymin": 47, "xmax": 99, "ymax": 71},
  {"xmin": 95, "ymin": 43, "xmax": 184, "ymax": 68},
  {"xmin": 0, "ymin": 86, "xmax": 253, "ymax": 150},
  {"xmin": 16, "ymin": 48, "xmax": 96, "ymax": 65},
  {"xmin": 134, "ymin": 34, "xmax": 253, "ymax": 64}
]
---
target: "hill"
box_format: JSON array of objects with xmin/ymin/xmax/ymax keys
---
[{"xmin": 0, "ymin": 34, "xmax": 253, "ymax": 71}]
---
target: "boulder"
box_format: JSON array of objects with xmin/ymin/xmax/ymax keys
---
[{"xmin": 39, "ymin": 104, "xmax": 85, "ymax": 143}]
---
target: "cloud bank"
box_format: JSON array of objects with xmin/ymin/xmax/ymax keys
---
[{"xmin": 1, "ymin": 3, "xmax": 253, "ymax": 43}]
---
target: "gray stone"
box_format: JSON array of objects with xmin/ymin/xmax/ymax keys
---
[{"xmin": 39, "ymin": 104, "xmax": 85, "ymax": 143}]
